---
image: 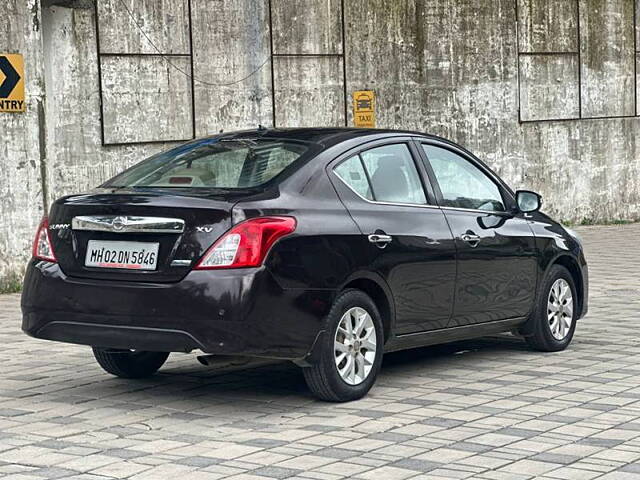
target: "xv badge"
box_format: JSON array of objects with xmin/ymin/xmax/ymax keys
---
[{"xmin": 0, "ymin": 54, "xmax": 25, "ymax": 113}]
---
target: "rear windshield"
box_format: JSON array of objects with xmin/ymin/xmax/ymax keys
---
[{"xmin": 103, "ymin": 138, "xmax": 311, "ymax": 189}]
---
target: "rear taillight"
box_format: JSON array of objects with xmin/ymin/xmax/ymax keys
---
[
  {"xmin": 195, "ymin": 216, "xmax": 296, "ymax": 270},
  {"xmin": 33, "ymin": 217, "xmax": 57, "ymax": 262}
]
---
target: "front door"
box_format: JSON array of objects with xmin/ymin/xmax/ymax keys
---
[
  {"xmin": 330, "ymin": 140, "xmax": 457, "ymax": 334},
  {"xmin": 419, "ymin": 142, "xmax": 538, "ymax": 327}
]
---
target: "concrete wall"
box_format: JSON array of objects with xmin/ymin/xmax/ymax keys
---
[
  {"xmin": 0, "ymin": 0, "xmax": 46, "ymax": 290},
  {"xmin": 1, "ymin": 0, "xmax": 640, "ymax": 287}
]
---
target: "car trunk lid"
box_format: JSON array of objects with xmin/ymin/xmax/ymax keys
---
[{"xmin": 47, "ymin": 188, "xmax": 249, "ymax": 282}]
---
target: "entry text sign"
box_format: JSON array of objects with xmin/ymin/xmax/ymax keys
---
[
  {"xmin": 353, "ymin": 90, "xmax": 375, "ymax": 128},
  {"xmin": 0, "ymin": 54, "xmax": 25, "ymax": 113}
]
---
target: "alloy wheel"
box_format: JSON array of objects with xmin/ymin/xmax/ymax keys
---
[
  {"xmin": 334, "ymin": 307, "xmax": 377, "ymax": 385},
  {"xmin": 548, "ymin": 278, "xmax": 574, "ymax": 340}
]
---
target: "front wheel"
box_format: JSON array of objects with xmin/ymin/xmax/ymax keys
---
[
  {"xmin": 92, "ymin": 348, "xmax": 169, "ymax": 378},
  {"xmin": 303, "ymin": 289, "xmax": 384, "ymax": 402},
  {"xmin": 525, "ymin": 265, "xmax": 577, "ymax": 352}
]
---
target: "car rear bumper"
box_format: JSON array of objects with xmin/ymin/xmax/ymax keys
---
[{"xmin": 21, "ymin": 260, "xmax": 333, "ymax": 361}]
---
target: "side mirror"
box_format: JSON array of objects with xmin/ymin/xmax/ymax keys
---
[{"xmin": 516, "ymin": 190, "xmax": 542, "ymax": 213}]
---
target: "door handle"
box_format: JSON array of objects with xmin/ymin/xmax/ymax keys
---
[
  {"xmin": 460, "ymin": 233, "xmax": 481, "ymax": 247},
  {"xmin": 368, "ymin": 233, "xmax": 392, "ymax": 248}
]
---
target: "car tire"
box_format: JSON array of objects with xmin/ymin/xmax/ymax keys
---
[
  {"xmin": 303, "ymin": 289, "xmax": 384, "ymax": 402},
  {"xmin": 525, "ymin": 265, "xmax": 577, "ymax": 352},
  {"xmin": 92, "ymin": 348, "xmax": 169, "ymax": 378}
]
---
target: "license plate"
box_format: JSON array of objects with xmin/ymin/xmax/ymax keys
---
[{"xmin": 85, "ymin": 240, "xmax": 159, "ymax": 271}]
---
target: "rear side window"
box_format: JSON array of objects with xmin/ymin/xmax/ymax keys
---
[
  {"xmin": 103, "ymin": 138, "xmax": 311, "ymax": 189},
  {"xmin": 360, "ymin": 144, "xmax": 426, "ymax": 204},
  {"xmin": 336, "ymin": 143, "xmax": 427, "ymax": 205},
  {"xmin": 334, "ymin": 156, "xmax": 373, "ymax": 200}
]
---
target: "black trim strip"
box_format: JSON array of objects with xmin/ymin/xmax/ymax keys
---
[{"xmin": 385, "ymin": 317, "xmax": 526, "ymax": 353}]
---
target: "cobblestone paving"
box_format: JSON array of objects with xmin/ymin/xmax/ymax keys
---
[{"xmin": 1, "ymin": 224, "xmax": 640, "ymax": 479}]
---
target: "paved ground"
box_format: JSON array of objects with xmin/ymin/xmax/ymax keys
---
[{"xmin": 1, "ymin": 224, "xmax": 640, "ymax": 480}]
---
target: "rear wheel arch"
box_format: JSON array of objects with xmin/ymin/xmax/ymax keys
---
[
  {"xmin": 340, "ymin": 275, "xmax": 394, "ymax": 343},
  {"xmin": 302, "ymin": 289, "xmax": 384, "ymax": 401}
]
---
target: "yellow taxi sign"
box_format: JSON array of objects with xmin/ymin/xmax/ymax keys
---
[
  {"xmin": 0, "ymin": 54, "xmax": 25, "ymax": 113},
  {"xmin": 353, "ymin": 90, "xmax": 375, "ymax": 128}
]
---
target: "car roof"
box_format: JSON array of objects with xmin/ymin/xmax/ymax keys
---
[
  {"xmin": 220, "ymin": 128, "xmax": 510, "ymax": 197},
  {"xmin": 213, "ymin": 127, "xmax": 444, "ymax": 149}
]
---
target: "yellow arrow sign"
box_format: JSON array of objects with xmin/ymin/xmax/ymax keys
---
[{"xmin": 0, "ymin": 53, "xmax": 25, "ymax": 113}]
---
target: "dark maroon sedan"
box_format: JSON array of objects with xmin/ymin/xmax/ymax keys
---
[{"xmin": 22, "ymin": 128, "xmax": 588, "ymax": 401}]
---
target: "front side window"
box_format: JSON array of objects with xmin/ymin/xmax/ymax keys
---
[
  {"xmin": 422, "ymin": 145, "xmax": 505, "ymax": 212},
  {"xmin": 103, "ymin": 138, "xmax": 311, "ymax": 189}
]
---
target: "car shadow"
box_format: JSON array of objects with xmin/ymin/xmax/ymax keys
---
[
  {"xmin": 137, "ymin": 334, "xmax": 531, "ymax": 403},
  {"xmin": 382, "ymin": 334, "xmax": 528, "ymax": 368},
  {"xmin": 41, "ymin": 334, "xmax": 531, "ymax": 417}
]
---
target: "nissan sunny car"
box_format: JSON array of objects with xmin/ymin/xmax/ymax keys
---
[{"xmin": 22, "ymin": 128, "xmax": 588, "ymax": 401}]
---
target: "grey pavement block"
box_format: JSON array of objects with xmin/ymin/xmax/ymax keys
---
[
  {"xmin": 242, "ymin": 439, "xmax": 289, "ymax": 448},
  {"xmin": 577, "ymin": 437, "xmax": 625, "ymax": 447},
  {"xmin": 175, "ymin": 456, "xmax": 221, "ymax": 467},
  {"xmin": 368, "ymin": 432, "xmax": 417, "ymax": 443},
  {"xmin": 400, "ymin": 399, "xmax": 438, "ymax": 406},
  {"xmin": 494, "ymin": 428, "xmax": 540, "ymax": 439},
  {"xmin": 420, "ymin": 417, "xmax": 465, "ymax": 428},
  {"xmin": 452, "ymin": 442, "xmax": 495, "ymax": 453},
  {"xmin": 36, "ymin": 440, "xmax": 80, "ymax": 450},
  {"xmin": 351, "ymin": 410, "xmax": 390, "ymax": 419},
  {"xmin": 0, "ymin": 409, "xmax": 30, "ymax": 417},
  {"xmin": 392, "ymin": 458, "xmax": 441, "ymax": 472},
  {"xmin": 169, "ymin": 434, "xmax": 215, "ymax": 443},
  {"xmin": 620, "ymin": 463, "xmax": 640, "ymax": 473},
  {"xmin": 301, "ymin": 425, "xmax": 338, "ymax": 432},
  {"xmin": 538, "ymin": 415, "xmax": 583, "ymax": 424},
  {"xmin": 102, "ymin": 449, "xmax": 148, "ymax": 460},
  {"xmin": 530, "ymin": 452, "xmax": 582, "ymax": 465},
  {"xmin": 314, "ymin": 447, "xmax": 361, "ymax": 459},
  {"xmin": 253, "ymin": 466, "xmax": 304, "ymax": 478},
  {"xmin": 32, "ymin": 467, "xmax": 81, "ymax": 478}
]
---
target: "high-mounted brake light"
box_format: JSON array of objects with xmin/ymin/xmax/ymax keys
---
[
  {"xmin": 33, "ymin": 217, "xmax": 57, "ymax": 262},
  {"xmin": 195, "ymin": 216, "xmax": 296, "ymax": 270}
]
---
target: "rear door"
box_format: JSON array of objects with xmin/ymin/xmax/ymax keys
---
[
  {"xmin": 418, "ymin": 141, "xmax": 538, "ymax": 326},
  {"xmin": 329, "ymin": 138, "xmax": 457, "ymax": 334}
]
